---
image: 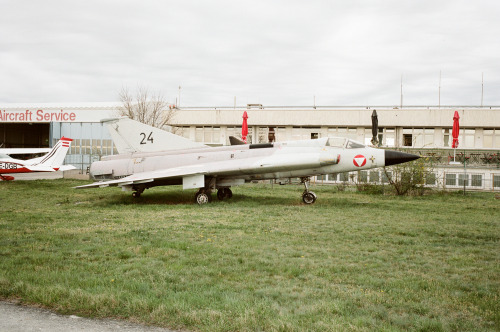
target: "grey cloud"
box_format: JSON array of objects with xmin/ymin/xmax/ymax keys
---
[{"xmin": 1, "ymin": 0, "xmax": 499, "ymax": 105}]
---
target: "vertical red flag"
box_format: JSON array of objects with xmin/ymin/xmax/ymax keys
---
[
  {"xmin": 452, "ymin": 111, "xmax": 460, "ymax": 149},
  {"xmin": 242, "ymin": 111, "xmax": 248, "ymax": 144}
]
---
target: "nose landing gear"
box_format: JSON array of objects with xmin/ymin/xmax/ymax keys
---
[{"xmin": 301, "ymin": 177, "xmax": 317, "ymax": 204}]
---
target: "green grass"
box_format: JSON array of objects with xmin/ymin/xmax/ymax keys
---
[{"xmin": 0, "ymin": 179, "xmax": 499, "ymax": 331}]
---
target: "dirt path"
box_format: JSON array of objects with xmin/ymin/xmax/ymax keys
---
[{"xmin": 0, "ymin": 301, "xmax": 177, "ymax": 332}]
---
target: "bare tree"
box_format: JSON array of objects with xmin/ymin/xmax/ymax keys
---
[{"xmin": 117, "ymin": 86, "xmax": 177, "ymax": 129}]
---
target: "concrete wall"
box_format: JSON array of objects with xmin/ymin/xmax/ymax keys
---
[{"xmin": 171, "ymin": 107, "xmax": 500, "ymax": 128}]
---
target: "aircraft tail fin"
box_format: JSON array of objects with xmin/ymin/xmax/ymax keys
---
[
  {"xmin": 32, "ymin": 137, "xmax": 73, "ymax": 169},
  {"xmin": 102, "ymin": 117, "xmax": 207, "ymax": 154}
]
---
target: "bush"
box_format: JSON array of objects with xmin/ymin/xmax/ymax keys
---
[{"xmin": 383, "ymin": 157, "xmax": 431, "ymax": 196}]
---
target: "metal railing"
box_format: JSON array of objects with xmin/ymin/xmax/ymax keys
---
[{"xmin": 390, "ymin": 147, "xmax": 500, "ymax": 168}]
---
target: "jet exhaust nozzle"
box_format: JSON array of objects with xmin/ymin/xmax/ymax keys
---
[{"xmin": 384, "ymin": 150, "xmax": 420, "ymax": 166}]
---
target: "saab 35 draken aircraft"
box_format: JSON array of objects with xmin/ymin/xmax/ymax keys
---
[
  {"xmin": 76, "ymin": 118, "xmax": 419, "ymax": 204},
  {"xmin": 0, "ymin": 137, "xmax": 75, "ymax": 181}
]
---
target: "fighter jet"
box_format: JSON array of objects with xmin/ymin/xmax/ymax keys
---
[
  {"xmin": 0, "ymin": 137, "xmax": 75, "ymax": 181},
  {"xmin": 76, "ymin": 118, "xmax": 419, "ymax": 204}
]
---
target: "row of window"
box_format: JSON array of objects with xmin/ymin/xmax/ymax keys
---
[
  {"xmin": 176, "ymin": 126, "xmax": 500, "ymax": 148},
  {"xmin": 54, "ymin": 138, "xmax": 117, "ymax": 156},
  {"xmin": 316, "ymin": 171, "xmax": 500, "ymax": 188}
]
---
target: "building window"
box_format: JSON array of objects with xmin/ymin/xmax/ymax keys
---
[
  {"xmin": 175, "ymin": 126, "xmax": 191, "ymax": 139},
  {"xmin": 494, "ymin": 175, "xmax": 500, "ymax": 188},
  {"xmin": 471, "ymin": 174, "xmax": 482, "ymax": 187},
  {"xmin": 446, "ymin": 173, "xmax": 456, "ymax": 186},
  {"xmin": 364, "ymin": 128, "xmax": 373, "ymax": 145},
  {"xmin": 196, "ymin": 127, "xmax": 221, "ymax": 144},
  {"xmin": 403, "ymin": 128, "xmax": 434, "ymax": 147},
  {"xmin": 328, "ymin": 173, "xmax": 338, "ymax": 181},
  {"xmin": 424, "ymin": 128, "xmax": 434, "ymax": 146},
  {"xmin": 458, "ymin": 174, "xmax": 469, "ymax": 187},
  {"xmin": 275, "ymin": 127, "xmax": 286, "ymax": 142},
  {"xmin": 329, "ymin": 127, "xmax": 358, "ymax": 140},
  {"xmin": 403, "ymin": 134, "xmax": 412, "ymax": 147},
  {"xmin": 82, "ymin": 139, "xmax": 91, "ymax": 155},
  {"xmin": 225, "ymin": 126, "xmax": 243, "ymax": 144},
  {"xmin": 382, "ymin": 171, "xmax": 392, "ymax": 183},
  {"xmin": 370, "ymin": 171, "xmax": 379, "ymax": 183},
  {"xmin": 268, "ymin": 127, "xmax": 276, "ymax": 142},
  {"xmin": 70, "ymin": 139, "xmax": 80, "ymax": 155},
  {"xmin": 462, "ymin": 129, "xmax": 475, "ymax": 148},
  {"xmin": 340, "ymin": 172, "xmax": 350, "ymax": 182},
  {"xmin": 292, "ymin": 127, "xmax": 321, "ymax": 141},
  {"xmin": 385, "ymin": 128, "xmax": 395, "ymax": 147},
  {"xmin": 257, "ymin": 127, "xmax": 269, "ymax": 143},
  {"xmin": 91, "ymin": 139, "xmax": 101, "ymax": 155},
  {"xmin": 101, "ymin": 139, "xmax": 111, "ymax": 155},
  {"xmin": 425, "ymin": 173, "xmax": 436, "ymax": 185},
  {"xmin": 359, "ymin": 171, "xmax": 368, "ymax": 182},
  {"xmin": 483, "ymin": 128, "xmax": 500, "ymax": 148},
  {"xmin": 195, "ymin": 127, "xmax": 203, "ymax": 142},
  {"xmin": 365, "ymin": 128, "xmax": 395, "ymax": 147},
  {"xmin": 443, "ymin": 128, "xmax": 450, "ymax": 147}
]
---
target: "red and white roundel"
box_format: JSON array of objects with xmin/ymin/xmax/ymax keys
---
[{"xmin": 353, "ymin": 154, "xmax": 367, "ymax": 167}]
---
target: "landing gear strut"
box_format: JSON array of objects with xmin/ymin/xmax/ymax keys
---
[
  {"xmin": 132, "ymin": 185, "xmax": 145, "ymax": 198},
  {"xmin": 301, "ymin": 177, "xmax": 317, "ymax": 204}
]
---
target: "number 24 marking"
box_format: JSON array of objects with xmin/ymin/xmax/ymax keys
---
[{"xmin": 140, "ymin": 132, "xmax": 154, "ymax": 144}]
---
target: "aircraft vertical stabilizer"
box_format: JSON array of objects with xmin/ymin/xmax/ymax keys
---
[
  {"xmin": 103, "ymin": 117, "xmax": 207, "ymax": 154},
  {"xmin": 28, "ymin": 137, "xmax": 74, "ymax": 171}
]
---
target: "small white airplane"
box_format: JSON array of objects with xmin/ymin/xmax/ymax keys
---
[
  {"xmin": 0, "ymin": 137, "xmax": 76, "ymax": 181},
  {"xmin": 76, "ymin": 118, "xmax": 420, "ymax": 204}
]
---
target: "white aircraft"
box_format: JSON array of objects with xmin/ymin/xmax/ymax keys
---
[
  {"xmin": 76, "ymin": 118, "xmax": 419, "ymax": 204},
  {"xmin": 0, "ymin": 137, "xmax": 76, "ymax": 181}
]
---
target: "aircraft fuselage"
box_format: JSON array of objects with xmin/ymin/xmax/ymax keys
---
[{"xmin": 89, "ymin": 139, "xmax": 385, "ymax": 186}]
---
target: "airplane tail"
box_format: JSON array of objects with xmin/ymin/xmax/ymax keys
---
[
  {"xmin": 28, "ymin": 137, "xmax": 73, "ymax": 171},
  {"xmin": 102, "ymin": 117, "xmax": 207, "ymax": 154}
]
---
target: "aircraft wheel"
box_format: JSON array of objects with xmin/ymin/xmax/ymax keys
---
[
  {"xmin": 224, "ymin": 188, "xmax": 233, "ymax": 199},
  {"xmin": 302, "ymin": 192, "xmax": 317, "ymax": 204},
  {"xmin": 195, "ymin": 192, "xmax": 210, "ymax": 205},
  {"xmin": 217, "ymin": 189, "xmax": 225, "ymax": 201},
  {"xmin": 132, "ymin": 191, "xmax": 141, "ymax": 198}
]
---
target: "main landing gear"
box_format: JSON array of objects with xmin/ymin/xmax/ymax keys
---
[
  {"xmin": 301, "ymin": 177, "xmax": 317, "ymax": 204},
  {"xmin": 131, "ymin": 185, "xmax": 145, "ymax": 198},
  {"xmin": 217, "ymin": 188, "xmax": 232, "ymax": 201},
  {"xmin": 194, "ymin": 187, "xmax": 233, "ymax": 205},
  {"xmin": 195, "ymin": 188, "xmax": 211, "ymax": 205}
]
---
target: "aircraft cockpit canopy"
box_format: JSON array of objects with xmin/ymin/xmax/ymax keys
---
[
  {"xmin": 346, "ymin": 140, "xmax": 365, "ymax": 149},
  {"xmin": 326, "ymin": 138, "xmax": 366, "ymax": 149},
  {"xmin": 325, "ymin": 137, "xmax": 347, "ymax": 148}
]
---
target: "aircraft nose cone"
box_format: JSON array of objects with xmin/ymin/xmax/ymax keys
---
[{"xmin": 384, "ymin": 150, "xmax": 420, "ymax": 166}]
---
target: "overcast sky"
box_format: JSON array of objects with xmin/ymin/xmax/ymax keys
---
[{"xmin": 1, "ymin": 0, "xmax": 499, "ymax": 106}]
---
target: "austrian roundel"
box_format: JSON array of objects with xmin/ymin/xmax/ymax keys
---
[{"xmin": 353, "ymin": 154, "xmax": 367, "ymax": 167}]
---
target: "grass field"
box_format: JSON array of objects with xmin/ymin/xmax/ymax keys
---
[{"xmin": 0, "ymin": 179, "xmax": 499, "ymax": 331}]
